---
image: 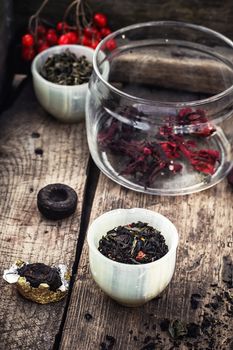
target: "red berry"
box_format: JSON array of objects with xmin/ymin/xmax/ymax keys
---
[
  {"xmin": 56, "ymin": 22, "xmax": 69, "ymax": 33},
  {"xmin": 83, "ymin": 26, "xmax": 99, "ymax": 39},
  {"xmin": 93, "ymin": 13, "xmax": 107, "ymax": 28},
  {"xmin": 36, "ymin": 25, "xmax": 47, "ymax": 37},
  {"xmin": 66, "ymin": 31, "xmax": 78, "ymax": 44},
  {"xmin": 58, "ymin": 34, "xmax": 70, "ymax": 45},
  {"xmin": 22, "ymin": 47, "xmax": 35, "ymax": 61},
  {"xmin": 38, "ymin": 43, "xmax": 50, "ymax": 53},
  {"xmin": 22, "ymin": 34, "xmax": 34, "ymax": 47},
  {"xmin": 94, "ymin": 32, "xmax": 102, "ymax": 42},
  {"xmin": 46, "ymin": 31, "xmax": 58, "ymax": 45},
  {"xmin": 81, "ymin": 36, "xmax": 91, "ymax": 47},
  {"xmin": 47, "ymin": 28, "xmax": 56, "ymax": 35},
  {"xmin": 37, "ymin": 38, "xmax": 45, "ymax": 47},
  {"xmin": 90, "ymin": 40, "xmax": 99, "ymax": 49},
  {"xmin": 100, "ymin": 27, "xmax": 111, "ymax": 38},
  {"xmin": 105, "ymin": 39, "xmax": 116, "ymax": 51}
]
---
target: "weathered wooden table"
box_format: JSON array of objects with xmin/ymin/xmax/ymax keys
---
[{"xmin": 0, "ymin": 80, "xmax": 232, "ymax": 350}]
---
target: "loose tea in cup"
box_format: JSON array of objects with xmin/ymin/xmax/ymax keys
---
[
  {"xmin": 41, "ymin": 49, "xmax": 92, "ymax": 85},
  {"xmin": 98, "ymin": 221, "xmax": 168, "ymax": 264}
]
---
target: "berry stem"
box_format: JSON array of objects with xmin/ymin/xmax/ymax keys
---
[
  {"xmin": 63, "ymin": 0, "xmax": 92, "ymax": 38},
  {"xmin": 28, "ymin": 0, "xmax": 50, "ymax": 42},
  {"xmin": 63, "ymin": 0, "xmax": 79, "ymax": 31}
]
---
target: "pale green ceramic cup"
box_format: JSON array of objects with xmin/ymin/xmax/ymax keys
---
[
  {"xmin": 31, "ymin": 45, "xmax": 95, "ymax": 123},
  {"xmin": 87, "ymin": 208, "xmax": 179, "ymax": 307}
]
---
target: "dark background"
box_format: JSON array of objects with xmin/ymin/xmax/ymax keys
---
[
  {"xmin": 13, "ymin": 0, "xmax": 233, "ymax": 38},
  {"xmin": 1, "ymin": 0, "xmax": 233, "ymax": 105}
]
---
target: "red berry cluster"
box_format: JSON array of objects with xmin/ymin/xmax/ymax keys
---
[{"xmin": 21, "ymin": 12, "xmax": 114, "ymax": 61}]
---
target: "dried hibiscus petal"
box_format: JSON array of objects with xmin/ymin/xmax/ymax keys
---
[
  {"xmin": 192, "ymin": 123, "xmax": 215, "ymax": 137},
  {"xmin": 159, "ymin": 125, "xmax": 174, "ymax": 136},
  {"xmin": 97, "ymin": 106, "xmax": 220, "ymax": 187},
  {"xmin": 168, "ymin": 162, "xmax": 183, "ymax": 173},
  {"xmin": 178, "ymin": 108, "xmax": 216, "ymax": 137},
  {"xmin": 178, "ymin": 107, "xmax": 193, "ymax": 118},
  {"xmin": 178, "ymin": 142, "xmax": 194, "ymax": 159},
  {"xmin": 190, "ymin": 149, "xmax": 220, "ymax": 175},
  {"xmin": 136, "ymin": 250, "xmax": 146, "ymax": 261},
  {"xmin": 160, "ymin": 141, "xmax": 180, "ymax": 159},
  {"xmin": 143, "ymin": 147, "xmax": 152, "ymax": 155},
  {"xmin": 98, "ymin": 120, "xmax": 119, "ymax": 146}
]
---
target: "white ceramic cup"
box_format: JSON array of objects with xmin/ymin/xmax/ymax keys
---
[
  {"xmin": 31, "ymin": 45, "xmax": 95, "ymax": 123},
  {"xmin": 87, "ymin": 208, "xmax": 179, "ymax": 307}
]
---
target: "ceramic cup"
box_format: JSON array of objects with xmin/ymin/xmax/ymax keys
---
[
  {"xmin": 87, "ymin": 208, "xmax": 179, "ymax": 307},
  {"xmin": 31, "ymin": 45, "xmax": 95, "ymax": 123}
]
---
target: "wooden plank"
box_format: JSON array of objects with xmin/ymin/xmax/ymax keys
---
[
  {"xmin": 0, "ymin": 82, "xmax": 89, "ymax": 350},
  {"xmin": 110, "ymin": 48, "xmax": 233, "ymax": 95},
  {"xmin": 13, "ymin": 0, "xmax": 233, "ymax": 40},
  {"xmin": 60, "ymin": 173, "xmax": 233, "ymax": 349}
]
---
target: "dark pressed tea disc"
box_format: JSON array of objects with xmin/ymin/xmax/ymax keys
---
[
  {"xmin": 37, "ymin": 183, "xmax": 78, "ymax": 220},
  {"xmin": 98, "ymin": 221, "xmax": 168, "ymax": 264},
  {"xmin": 3, "ymin": 260, "xmax": 70, "ymax": 304},
  {"xmin": 18, "ymin": 263, "xmax": 62, "ymax": 291}
]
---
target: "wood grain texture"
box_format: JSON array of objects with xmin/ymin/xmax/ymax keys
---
[
  {"xmin": 13, "ymin": 0, "xmax": 233, "ymax": 39},
  {"xmin": 110, "ymin": 47, "xmax": 233, "ymax": 94},
  {"xmin": 0, "ymin": 82, "xmax": 89, "ymax": 350},
  {"xmin": 60, "ymin": 174, "xmax": 233, "ymax": 349}
]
